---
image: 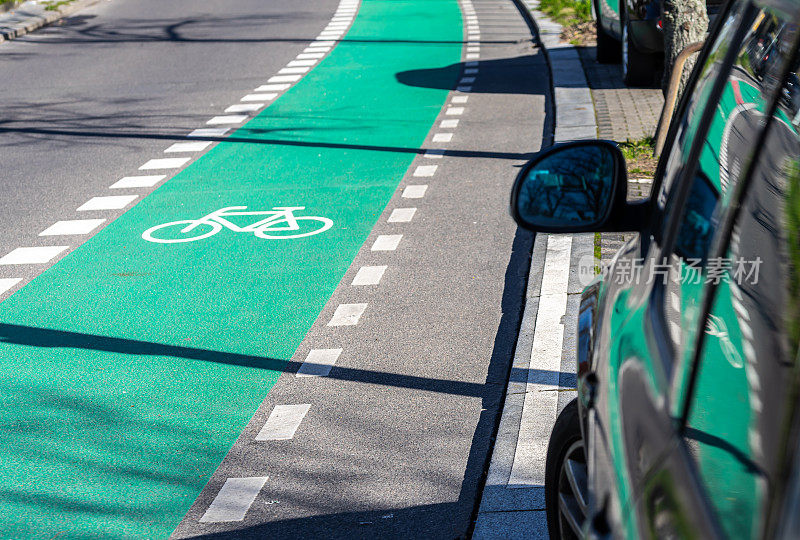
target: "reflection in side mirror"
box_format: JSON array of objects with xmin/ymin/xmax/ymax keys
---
[{"xmin": 511, "ymin": 141, "xmax": 627, "ymax": 233}]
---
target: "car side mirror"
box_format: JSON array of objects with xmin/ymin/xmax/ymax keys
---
[{"xmin": 510, "ymin": 140, "xmax": 646, "ymax": 233}]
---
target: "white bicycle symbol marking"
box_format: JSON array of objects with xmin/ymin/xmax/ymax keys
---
[{"xmin": 142, "ymin": 206, "xmax": 334, "ymax": 244}]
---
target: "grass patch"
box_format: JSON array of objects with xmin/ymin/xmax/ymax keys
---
[
  {"xmin": 619, "ymin": 136, "xmax": 658, "ymax": 178},
  {"xmin": 538, "ymin": 0, "xmax": 592, "ymax": 26},
  {"xmin": 41, "ymin": 0, "xmax": 75, "ymax": 11}
]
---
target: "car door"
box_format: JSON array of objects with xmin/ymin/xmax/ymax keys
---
[{"xmin": 634, "ymin": 6, "xmax": 800, "ymax": 539}]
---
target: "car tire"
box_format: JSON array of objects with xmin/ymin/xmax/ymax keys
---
[
  {"xmin": 545, "ymin": 399, "xmax": 588, "ymax": 539},
  {"xmin": 622, "ymin": 17, "xmax": 658, "ymax": 86},
  {"xmin": 594, "ymin": 0, "xmax": 621, "ymax": 63}
]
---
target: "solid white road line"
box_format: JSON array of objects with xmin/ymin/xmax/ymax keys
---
[
  {"xmin": 110, "ymin": 175, "xmax": 166, "ymax": 189},
  {"xmin": 199, "ymin": 477, "xmax": 269, "ymax": 523},
  {"xmin": 241, "ymin": 93, "xmax": 277, "ymax": 102},
  {"xmin": 0, "ymin": 246, "xmax": 69, "ymax": 265},
  {"xmin": 189, "ymin": 127, "xmax": 229, "ymax": 138},
  {"xmin": 39, "ymin": 219, "xmax": 105, "ymax": 236},
  {"xmin": 371, "ymin": 234, "xmax": 402, "ymax": 251},
  {"xmin": 0, "ymin": 278, "xmax": 21, "ymax": 295},
  {"xmin": 297, "ymin": 348, "xmax": 342, "ymax": 377},
  {"xmin": 255, "ymin": 404, "xmax": 311, "ymax": 441},
  {"xmin": 352, "ymin": 265, "xmax": 387, "ymax": 286},
  {"xmin": 402, "ymin": 185, "xmax": 428, "ymax": 198},
  {"xmin": 388, "ymin": 208, "xmax": 417, "ymax": 223},
  {"xmin": 207, "ymin": 115, "xmax": 248, "ymax": 125},
  {"xmin": 328, "ymin": 303, "xmax": 368, "ymax": 326},
  {"xmin": 77, "ymin": 195, "xmax": 138, "ymax": 211},
  {"xmin": 413, "ymin": 165, "xmax": 438, "ymax": 177},
  {"xmin": 140, "ymin": 157, "xmax": 190, "ymax": 170},
  {"xmin": 508, "ymin": 234, "xmax": 573, "ymax": 487},
  {"xmin": 165, "ymin": 141, "xmax": 211, "ymax": 153},
  {"xmin": 226, "ymin": 103, "xmax": 263, "ymax": 113}
]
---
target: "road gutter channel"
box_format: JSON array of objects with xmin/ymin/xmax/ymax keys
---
[{"xmin": 472, "ymin": 1, "xmax": 596, "ymax": 537}]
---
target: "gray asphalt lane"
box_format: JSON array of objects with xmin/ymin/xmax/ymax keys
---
[
  {"xmin": 0, "ymin": 0, "xmax": 338, "ymax": 285},
  {"xmin": 171, "ymin": 0, "xmax": 549, "ymax": 536}
]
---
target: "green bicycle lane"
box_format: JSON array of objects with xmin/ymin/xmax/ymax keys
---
[{"xmin": 0, "ymin": 1, "xmax": 461, "ymax": 537}]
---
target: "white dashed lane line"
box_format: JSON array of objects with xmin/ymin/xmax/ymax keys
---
[
  {"xmin": 327, "ymin": 303, "xmax": 368, "ymax": 326},
  {"xmin": 402, "ymin": 185, "xmax": 428, "ymax": 198},
  {"xmin": 109, "ymin": 175, "xmax": 166, "ymax": 189},
  {"xmin": 165, "ymin": 141, "xmax": 211, "ymax": 153},
  {"xmin": 39, "ymin": 219, "xmax": 106, "ymax": 237},
  {"xmin": 387, "ymin": 208, "xmax": 417, "ymax": 223},
  {"xmin": 77, "ymin": 195, "xmax": 138, "ymax": 211},
  {"xmin": 296, "ymin": 348, "xmax": 343, "ymax": 377},
  {"xmin": 0, "ymin": 246, "xmax": 69, "ymax": 265},
  {"xmin": 352, "ymin": 265, "xmax": 388, "ymax": 286},
  {"xmin": 255, "ymin": 404, "xmax": 312, "ymax": 441},
  {"xmin": 199, "ymin": 477, "xmax": 270, "ymax": 523},
  {"xmin": 0, "ymin": 279, "xmax": 21, "ymax": 294},
  {"xmin": 139, "ymin": 157, "xmax": 190, "ymax": 170},
  {"xmin": 371, "ymin": 234, "xmax": 403, "ymax": 251}
]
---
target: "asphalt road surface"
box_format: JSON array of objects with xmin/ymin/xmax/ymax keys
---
[{"xmin": 0, "ymin": 0, "xmax": 549, "ymax": 537}]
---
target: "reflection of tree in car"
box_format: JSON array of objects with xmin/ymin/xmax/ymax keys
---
[{"xmin": 517, "ymin": 147, "xmax": 614, "ymax": 226}]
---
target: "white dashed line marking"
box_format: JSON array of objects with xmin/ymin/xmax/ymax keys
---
[
  {"xmin": 0, "ymin": 278, "xmax": 21, "ymax": 295},
  {"xmin": 207, "ymin": 115, "xmax": 248, "ymax": 125},
  {"xmin": 452, "ymin": 95, "xmax": 469, "ymax": 103},
  {"xmin": 465, "ymin": 68, "xmax": 478, "ymax": 74},
  {"xmin": 413, "ymin": 165, "xmax": 438, "ymax": 177},
  {"xmin": 268, "ymin": 75, "xmax": 302, "ymax": 83},
  {"xmin": 288, "ymin": 59, "xmax": 318, "ymax": 67},
  {"xmin": 77, "ymin": 195, "xmax": 138, "ymax": 211},
  {"xmin": 0, "ymin": 246, "xmax": 68, "ymax": 265},
  {"xmin": 199, "ymin": 477, "xmax": 269, "ymax": 523},
  {"xmin": 465, "ymin": 61, "xmax": 479, "ymax": 67},
  {"xmin": 279, "ymin": 66, "xmax": 310, "ymax": 74},
  {"xmin": 371, "ymin": 235, "xmax": 403, "ymax": 251},
  {"xmin": 241, "ymin": 93, "xmax": 277, "ymax": 102},
  {"xmin": 255, "ymin": 84, "xmax": 290, "ymax": 92},
  {"xmin": 165, "ymin": 141, "xmax": 211, "ymax": 153},
  {"xmin": 466, "ymin": 53, "xmax": 480, "ymax": 59},
  {"xmin": 432, "ymin": 133, "xmax": 453, "ymax": 142},
  {"xmin": 460, "ymin": 77, "xmax": 476, "ymax": 84},
  {"xmin": 388, "ymin": 208, "xmax": 417, "ymax": 223},
  {"xmin": 446, "ymin": 107, "xmax": 465, "ymax": 115},
  {"xmin": 110, "ymin": 175, "xmax": 166, "ymax": 189},
  {"xmin": 297, "ymin": 348, "xmax": 342, "ymax": 377},
  {"xmin": 255, "ymin": 404, "xmax": 311, "ymax": 441},
  {"xmin": 140, "ymin": 157, "xmax": 190, "ymax": 170},
  {"xmin": 456, "ymin": 85, "xmax": 472, "ymax": 92},
  {"xmin": 402, "ymin": 185, "xmax": 428, "ymax": 198},
  {"xmin": 225, "ymin": 103, "xmax": 263, "ymax": 113},
  {"xmin": 312, "ymin": 40, "xmax": 336, "ymax": 46},
  {"xmin": 189, "ymin": 127, "xmax": 229, "ymax": 138},
  {"xmin": 352, "ymin": 265, "xmax": 387, "ymax": 286},
  {"xmin": 39, "ymin": 219, "xmax": 105, "ymax": 236},
  {"xmin": 440, "ymin": 119, "xmax": 459, "ymax": 128},
  {"xmin": 297, "ymin": 53, "xmax": 326, "ymax": 59},
  {"xmin": 304, "ymin": 47, "xmax": 331, "ymax": 53},
  {"xmin": 424, "ymin": 149, "xmax": 445, "ymax": 158},
  {"xmin": 328, "ymin": 303, "xmax": 368, "ymax": 326}
]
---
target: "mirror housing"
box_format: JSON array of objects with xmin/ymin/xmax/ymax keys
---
[{"xmin": 510, "ymin": 140, "xmax": 648, "ymax": 233}]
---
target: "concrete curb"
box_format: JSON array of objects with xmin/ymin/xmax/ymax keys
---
[
  {"xmin": 473, "ymin": 2, "xmax": 597, "ymax": 538},
  {"xmin": 0, "ymin": 0, "xmax": 101, "ymax": 43}
]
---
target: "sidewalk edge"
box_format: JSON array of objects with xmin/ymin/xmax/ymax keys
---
[{"xmin": 0, "ymin": 0, "xmax": 101, "ymax": 44}]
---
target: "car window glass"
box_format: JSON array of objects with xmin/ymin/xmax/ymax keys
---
[{"xmin": 685, "ymin": 44, "xmax": 800, "ymax": 535}]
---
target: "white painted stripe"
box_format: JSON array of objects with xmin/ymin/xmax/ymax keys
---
[
  {"xmin": 318, "ymin": 32, "xmax": 342, "ymax": 37},
  {"xmin": 402, "ymin": 185, "xmax": 428, "ymax": 198},
  {"xmin": 352, "ymin": 265, "xmax": 387, "ymax": 286},
  {"xmin": 371, "ymin": 234, "xmax": 403, "ymax": 251},
  {"xmin": 189, "ymin": 127, "xmax": 229, "ymax": 138},
  {"xmin": 110, "ymin": 175, "xmax": 166, "ymax": 189},
  {"xmin": 467, "ymin": 47, "xmax": 481, "ymax": 53},
  {"xmin": 452, "ymin": 95, "xmax": 469, "ymax": 103},
  {"xmin": 460, "ymin": 76, "xmax": 476, "ymax": 84},
  {"xmin": 312, "ymin": 40, "xmax": 336, "ymax": 46},
  {"xmin": 465, "ymin": 61, "xmax": 479, "ymax": 67},
  {"xmin": 255, "ymin": 404, "xmax": 311, "ymax": 441},
  {"xmin": 242, "ymin": 93, "xmax": 277, "ymax": 102},
  {"xmin": 456, "ymin": 86, "xmax": 472, "ymax": 92},
  {"xmin": 165, "ymin": 141, "xmax": 211, "ymax": 153},
  {"xmin": 297, "ymin": 53, "xmax": 326, "ymax": 59},
  {"xmin": 433, "ymin": 133, "xmax": 453, "ymax": 142},
  {"xmin": 414, "ymin": 165, "xmax": 438, "ymax": 177},
  {"xmin": 446, "ymin": 107, "xmax": 464, "ymax": 115},
  {"xmin": 279, "ymin": 66, "xmax": 310, "ymax": 74},
  {"xmin": 297, "ymin": 348, "xmax": 342, "ymax": 377},
  {"xmin": 288, "ymin": 59, "xmax": 317, "ymax": 67},
  {"xmin": 140, "ymin": 157, "xmax": 190, "ymax": 170},
  {"xmin": 328, "ymin": 303, "xmax": 368, "ymax": 326},
  {"xmin": 440, "ymin": 119, "xmax": 459, "ymax": 128},
  {"xmin": 508, "ymin": 235, "xmax": 572, "ymax": 487},
  {"xmin": 0, "ymin": 278, "xmax": 21, "ymax": 295},
  {"xmin": 424, "ymin": 149, "xmax": 445, "ymax": 159},
  {"xmin": 207, "ymin": 115, "xmax": 248, "ymax": 125},
  {"xmin": 226, "ymin": 103, "xmax": 263, "ymax": 113},
  {"xmin": 0, "ymin": 246, "xmax": 69, "ymax": 265},
  {"xmin": 388, "ymin": 208, "xmax": 416, "ymax": 223},
  {"xmin": 466, "ymin": 53, "xmax": 480, "ymax": 59},
  {"xmin": 199, "ymin": 477, "xmax": 268, "ymax": 523},
  {"xmin": 77, "ymin": 195, "xmax": 138, "ymax": 211},
  {"xmin": 254, "ymin": 84, "xmax": 289, "ymax": 92},
  {"xmin": 464, "ymin": 68, "xmax": 479, "ymax": 74},
  {"xmin": 304, "ymin": 47, "xmax": 331, "ymax": 53},
  {"xmin": 40, "ymin": 219, "xmax": 105, "ymax": 236},
  {"xmin": 268, "ymin": 75, "xmax": 302, "ymax": 83}
]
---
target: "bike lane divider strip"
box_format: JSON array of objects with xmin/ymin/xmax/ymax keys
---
[{"xmin": 0, "ymin": 0, "xmax": 462, "ymax": 538}]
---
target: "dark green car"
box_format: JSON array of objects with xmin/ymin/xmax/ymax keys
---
[{"xmin": 512, "ymin": 1, "xmax": 800, "ymax": 537}]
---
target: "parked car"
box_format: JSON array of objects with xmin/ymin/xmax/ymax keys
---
[
  {"xmin": 511, "ymin": 1, "xmax": 800, "ymax": 537},
  {"xmin": 593, "ymin": 0, "xmax": 724, "ymax": 86}
]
